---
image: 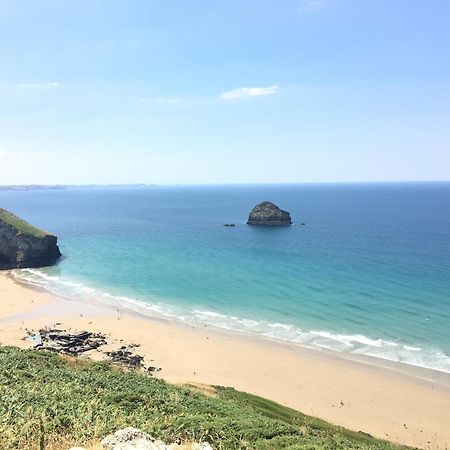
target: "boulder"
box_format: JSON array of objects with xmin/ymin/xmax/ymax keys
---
[
  {"xmin": 247, "ymin": 202, "xmax": 292, "ymax": 226},
  {"xmin": 101, "ymin": 428, "xmax": 213, "ymax": 450},
  {"xmin": 101, "ymin": 427, "xmax": 160, "ymax": 450},
  {"xmin": 0, "ymin": 208, "xmax": 61, "ymax": 269}
]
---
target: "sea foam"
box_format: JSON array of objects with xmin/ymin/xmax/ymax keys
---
[{"xmin": 12, "ymin": 268, "xmax": 450, "ymax": 374}]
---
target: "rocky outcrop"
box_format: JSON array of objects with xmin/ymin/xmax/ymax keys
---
[
  {"xmin": 27, "ymin": 327, "xmax": 161, "ymax": 373},
  {"xmin": 247, "ymin": 201, "xmax": 292, "ymax": 226},
  {"xmin": 100, "ymin": 428, "xmax": 213, "ymax": 450},
  {"xmin": 0, "ymin": 208, "xmax": 61, "ymax": 269},
  {"xmin": 28, "ymin": 328, "xmax": 107, "ymax": 355}
]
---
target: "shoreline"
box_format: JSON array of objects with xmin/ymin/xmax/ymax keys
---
[
  {"xmin": 12, "ymin": 269, "xmax": 450, "ymax": 390},
  {"xmin": 11, "ymin": 268, "xmax": 450, "ymax": 379},
  {"xmin": 1, "ymin": 272, "xmax": 450, "ymax": 449}
]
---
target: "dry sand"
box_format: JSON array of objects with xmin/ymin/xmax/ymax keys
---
[{"xmin": 1, "ymin": 272, "xmax": 450, "ymax": 449}]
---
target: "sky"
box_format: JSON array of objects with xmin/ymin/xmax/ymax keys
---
[{"xmin": 0, "ymin": 0, "xmax": 449, "ymax": 185}]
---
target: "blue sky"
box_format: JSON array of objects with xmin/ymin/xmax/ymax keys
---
[{"xmin": 0, "ymin": 0, "xmax": 449, "ymax": 184}]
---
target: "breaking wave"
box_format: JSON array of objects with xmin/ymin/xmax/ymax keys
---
[{"xmin": 12, "ymin": 268, "xmax": 450, "ymax": 374}]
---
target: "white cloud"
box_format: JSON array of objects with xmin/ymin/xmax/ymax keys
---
[
  {"xmin": 220, "ymin": 85, "xmax": 279, "ymax": 101},
  {"xmin": 299, "ymin": 0, "xmax": 326, "ymax": 11},
  {"xmin": 140, "ymin": 96, "xmax": 181, "ymax": 105},
  {"xmin": 16, "ymin": 82, "xmax": 61, "ymax": 90}
]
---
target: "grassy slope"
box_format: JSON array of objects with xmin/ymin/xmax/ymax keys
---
[
  {"xmin": 0, "ymin": 347, "xmax": 412, "ymax": 450},
  {"xmin": 0, "ymin": 209, "xmax": 50, "ymax": 238}
]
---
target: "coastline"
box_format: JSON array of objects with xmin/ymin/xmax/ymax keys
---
[{"xmin": 1, "ymin": 272, "xmax": 450, "ymax": 449}]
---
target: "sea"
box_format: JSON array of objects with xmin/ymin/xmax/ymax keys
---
[{"xmin": 1, "ymin": 183, "xmax": 450, "ymax": 373}]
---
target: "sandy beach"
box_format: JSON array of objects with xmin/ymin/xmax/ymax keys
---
[{"xmin": 1, "ymin": 272, "xmax": 450, "ymax": 449}]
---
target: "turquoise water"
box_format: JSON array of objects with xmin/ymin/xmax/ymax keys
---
[{"xmin": 1, "ymin": 183, "xmax": 450, "ymax": 372}]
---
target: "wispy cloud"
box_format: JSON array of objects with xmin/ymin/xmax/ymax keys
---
[
  {"xmin": 16, "ymin": 82, "xmax": 61, "ymax": 90},
  {"xmin": 299, "ymin": 0, "xmax": 326, "ymax": 11},
  {"xmin": 220, "ymin": 85, "xmax": 279, "ymax": 101},
  {"xmin": 140, "ymin": 96, "xmax": 181, "ymax": 105}
]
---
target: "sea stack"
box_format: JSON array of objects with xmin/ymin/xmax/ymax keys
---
[
  {"xmin": 247, "ymin": 201, "xmax": 292, "ymax": 226},
  {"xmin": 0, "ymin": 208, "xmax": 62, "ymax": 269}
]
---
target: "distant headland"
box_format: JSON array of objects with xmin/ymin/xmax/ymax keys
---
[{"xmin": 0, "ymin": 184, "xmax": 156, "ymax": 191}]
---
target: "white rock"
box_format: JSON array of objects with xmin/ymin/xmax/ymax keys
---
[
  {"xmin": 101, "ymin": 427, "xmax": 156, "ymax": 449},
  {"xmin": 101, "ymin": 428, "xmax": 213, "ymax": 450}
]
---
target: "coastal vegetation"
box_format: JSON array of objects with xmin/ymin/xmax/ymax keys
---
[
  {"xmin": 0, "ymin": 346, "xmax": 410, "ymax": 450},
  {"xmin": 0, "ymin": 208, "xmax": 49, "ymax": 238}
]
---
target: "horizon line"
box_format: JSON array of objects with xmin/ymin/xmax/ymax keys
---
[{"xmin": 1, "ymin": 180, "xmax": 450, "ymax": 189}]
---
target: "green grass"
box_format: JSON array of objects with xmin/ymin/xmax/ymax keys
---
[
  {"xmin": 0, "ymin": 346, "xmax": 412, "ymax": 450},
  {"xmin": 0, "ymin": 208, "xmax": 50, "ymax": 238}
]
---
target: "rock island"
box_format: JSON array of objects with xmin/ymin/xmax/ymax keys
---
[{"xmin": 247, "ymin": 201, "xmax": 292, "ymax": 226}]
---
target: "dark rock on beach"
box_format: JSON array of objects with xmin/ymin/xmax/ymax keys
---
[
  {"xmin": 0, "ymin": 208, "xmax": 61, "ymax": 269},
  {"xmin": 247, "ymin": 201, "xmax": 292, "ymax": 226},
  {"xmin": 28, "ymin": 328, "xmax": 107, "ymax": 355},
  {"xmin": 27, "ymin": 327, "xmax": 161, "ymax": 374},
  {"xmin": 106, "ymin": 345, "xmax": 160, "ymax": 373}
]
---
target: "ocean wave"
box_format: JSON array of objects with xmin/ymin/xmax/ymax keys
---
[{"xmin": 11, "ymin": 268, "xmax": 450, "ymax": 374}]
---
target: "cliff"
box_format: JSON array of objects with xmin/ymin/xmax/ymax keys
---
[
  {"xmin": 0, "ymin": 208, "xmax": 61, "ymax": 269},
  {"xmin": 247, "ymin": 201, "xmax": 292, "ymax": 226}
]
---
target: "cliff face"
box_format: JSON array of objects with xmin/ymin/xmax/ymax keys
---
[
  {"xmin": 247, "ymin": 201, "xmax": 292, "ymax": 226},
  {"xmin": 0, "ymin": 208, "xmax": 61, "ymax": 269}
]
